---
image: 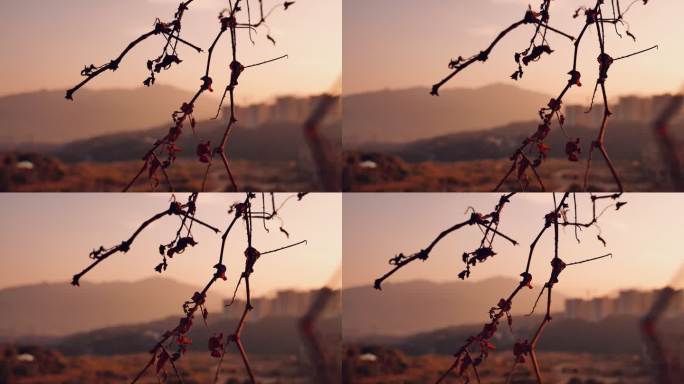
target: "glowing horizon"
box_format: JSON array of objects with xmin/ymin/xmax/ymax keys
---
[
  {"xmin": 343, "ymin": 193, "xmax": 684, "ymax": 299},
  {"xmin": 0, "ymin": 0, "xmax": 341, "ymax": 104},
  {"xmin": 343, "ymin": 0, "xmax": 684, "ymax": 104},
  {"xmin": 0, "ymin": 193, "xmax": 342, "ymax": 298}
]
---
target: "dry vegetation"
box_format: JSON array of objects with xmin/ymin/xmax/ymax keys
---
[
  {"xmin": 0, "ymin": 347, "xmax": 315, "ymax": 384},
  {"xmin": 344, "ymin": 347, "xmax": 655, "ymax": 384},
  {"xmin": 0, "ymin": 155, "xmax": 323, "ymax": 192},
  {"xmin": 344, "ymin": 154, "xmax": 666, "ymax": 192}
]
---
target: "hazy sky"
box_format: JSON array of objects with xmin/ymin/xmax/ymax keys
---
[
  {"xmin": 343, "ymin": 193, "xmax": 684, "ymax": 298},
  {"xmin": 0, "ymin": 193, "xmax": 341, "ymax": 298},
  {"xmin": 344, "ymin": 0, "xmax": 684, "ymax": 103},
  {"xmin": 0, "ymin": 0, "xmax": 341, "ymax": 103}
]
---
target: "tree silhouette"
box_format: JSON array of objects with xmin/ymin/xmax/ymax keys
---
[
  {"xmin": 432, "ymin": 0, "xmax": 656, "ymax": 192},
  {"xmin": 66, "ymin": 1, "xmax": 295, "ymax": 192},
  {"xmin": 375, "ymin": 192, "xmax": 627, "ymax": 384},
  {"xmin": 72, "ymin": 192, "xmax": 309, "ymax": 383}
]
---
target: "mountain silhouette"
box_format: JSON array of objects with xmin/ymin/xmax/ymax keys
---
[
  {"xmin": 380, "ymin": 313, "xmax": 684, "ymax": 356},
  {"xmin": 343, "ymin": 83, "xmax": 551, "ymax": 146},
  {"xmin": 342, "ymin": 277, "xmax": 566, "ymax": 339},
  {"xmin": 53, "ymin": 119, "xmax": 340, "ymax": 163},
  {"xmin": 0, "ymin": 86, "xmax": 219, "ymax": 145},
  {"xmin": 380, "ymin": 120, "xmax": 677, "ymax": 163},
  {"xmin": 54, "ymin": 314, "xmax": 341, "ymax": 356},
  {"xmin": 0, "ymin": 278, "xmax": 226, "ymax": 339}
]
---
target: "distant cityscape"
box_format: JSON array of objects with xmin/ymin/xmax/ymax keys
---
[
  {"xmin": 223, "ymin": 288, "xmax": 341, "ymax": 320},
  {"xmin": 226, "ymin": 95, "xmax": 342, "ymax": 127},
  {"xmin": 565, "ymin": 288, "xmax": 684, "ymax": 322},
  {"xmin": 564, "ymin": 94, "xmax": 683, "ymax": 128}
]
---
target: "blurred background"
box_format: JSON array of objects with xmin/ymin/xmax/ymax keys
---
[
  {"xmin": 0, "ymin": 0, "xmax": 342, "ymax": 191},
  {"xmin": 342, "ymin": 193, "xmax": 684, "ymax": 383},
  {"xmin": 343, "ymin": 0, "xmax": 684, "ymax": 191},
  {"xmin": 0, "ymin": 193, "xmax": 342, "ymax": 383}
]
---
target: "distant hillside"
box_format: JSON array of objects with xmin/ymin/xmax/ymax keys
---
[
  {"xmin": 392, "ymin": 314, "xmax": 684, "ymax": 356},
  {"xmin": 342, "ymin": 277, "xmax": 566, "ymax": 339},
  {"xmin": 0, "ymin": 86, "xmax": 219, "ymax": 144},
  {"xmin": 356, "ymin": 119, "xmax": 684, "ymax": 164},
  {"xmin": 54, "ymin": 314, "xmax": 341, "ymax": 356},
  {"xmin": 0, "ymin": 278, "xmax": 227, "ymax": 339},
  {"xmin": 52, "ymin": 118, "xmax": 341, "ymax": 163},
  {"xmin": 343, "ymin": 84, "xmax": 551, "ymax": 145}
]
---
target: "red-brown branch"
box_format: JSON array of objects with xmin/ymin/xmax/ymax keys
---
[
  {"xmin": 432, "ymin": 0, "xmax": 655, "ymax": 192},
  {"xmin": 73, "ymin": 193, "xmax": 308, "ymax": 383},
  {"xmin": 67, "ymin": 1, "xmax": 294, "ymax": 192},
  {"xmin": 375, "ymin": 193, "xmax": 627, "ymax": 384}
]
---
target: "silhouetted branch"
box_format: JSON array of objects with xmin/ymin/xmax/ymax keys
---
[
  {"xmin": 432, "ymin": 0, "xmax": 656, "ymax": 192},
  {"xmin": 214, "ymin": 192, "xmax": 307, "ymax": 384},
  {"xmin": 374, "ymin": 193, "xmax": 627, "ymax": 384},
  {"xmin": 65, "ymin": 1, "xmax": 202, "ymax": 100},
  {"xmin": 374, "ymin": 193, "xmax": 517, "ymax": 290},
  {"xmin": 431, "ymin": 5, "xmax": 575, "ymax": 96},
  {"xmin": 67, "ymin": 1, "xmax": 295, "ymax": 192},
  {"xmin": 73, "ymin": 192, "xmax": 308, "ymax": 384},
  {"xmin": 71, "ymin": 193, "xmax": 218, "ymax": 286}
]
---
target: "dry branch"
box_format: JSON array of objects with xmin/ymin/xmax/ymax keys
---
[
  {"xmin": 67, "ymin": 1, "xmax": 295, "ymax": 192},
  {"xmin": 72, "ymin": 192, "xmax": 308, "ymax": 384},
  {"xmin": 374, "ymin": 193, "xmax": 517, "ymax": 290},
  {"xmin": 432, "ymin": 0, "xmax": 656, "ymax": 192},
  {"xmin": 374, "ymin": 192, "xmax": 627, "ymax": 384}
]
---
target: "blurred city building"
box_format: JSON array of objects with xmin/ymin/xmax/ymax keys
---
[
  {"xmin": 565, "ymin": 288, "xmax": 684, "ymax": 321},
  {"xmin": 223, "ymin": 288, "xmax": 341, "ymax": 320},
  {"xmin": 225, "ymin": 95, "xmax": 342, "ymax": 127},
  {"xmin": 564, "ymin": 94, "xmax": 684, "ymax": 128}
]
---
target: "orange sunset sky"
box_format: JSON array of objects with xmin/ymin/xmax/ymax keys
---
[
  {"xmin": 344, "ymin": 0, "xmax": 684, "ymax": 102},
  {"xmin": 0, "ymin": 0, "xmax": 341, "ymax": 103},
  {"xmin": 344, "ymin": 193, "xmax": 684, "ymax": 298},
  {"xmin": 0, "ymin": 193, "xmax": 342, "ymax": 297}
]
